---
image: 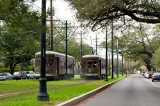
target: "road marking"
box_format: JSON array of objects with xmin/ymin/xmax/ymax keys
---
[{"xmin": 144, "ymin": 78, "xmax": 160, "ymax": 88}]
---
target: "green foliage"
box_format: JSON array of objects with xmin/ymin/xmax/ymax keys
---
[
  {"xmin": 21, "ymin": 65, "xmax": 33, "ymax": 71},
  {"xmin": 0, "ymin": 67, "xmax": 21, "ymax": 73},
  {"xmin": 152, "ymin": 47, "xmax": 160, "ymax": 68},
  {"xmin": 46, "ymin": 22, "xmax": 93, "ymax": 62},
  {"xmin": 0, "ymin": 0, "xmax": 41, "ymax": 74},
  {"xmin": 0, "ymin": 75, "xmax": 125, "ymax": 106},
  {"xmin": 66, "ymin": 0, "xmax": 160, "ymax": 30},
  {"xmin": 101, "ymin": 23, "xmax": 160, "ymax": 71}
]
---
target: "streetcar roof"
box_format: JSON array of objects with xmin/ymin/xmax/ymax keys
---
[
  {"xmin": 82, "ymin": 55, "xmax": 105, "ymax": 60},
  {"xmin": 35, "ymin": 51, "xmax": 74, "ymax": 59}
]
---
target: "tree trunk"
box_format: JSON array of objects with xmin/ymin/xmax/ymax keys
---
[
  {"xmin": 10, "ymin": 64, "xmax": 14, "ymax": 74},
  {"xmin": 146, "ymin": 64, "xmax": 151, "ymax": 71},
  {"xmin": 143, "ymin": 57, "xmax": 153, "ymax": 71},
  {"xmin": 10, "ymin": 63, "xmax": 16, "ymax": 74}
]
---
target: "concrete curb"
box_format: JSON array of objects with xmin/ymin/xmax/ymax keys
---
[{"xmin": 56, "ymin": 77, "xmax": 126, "ymax": 106}]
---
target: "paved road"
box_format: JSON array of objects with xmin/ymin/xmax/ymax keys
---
[{"xmin": 80, "ymin": 74, "xmax": 160, "ymax": 106}]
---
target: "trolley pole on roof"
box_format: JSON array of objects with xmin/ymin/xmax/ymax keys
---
[
  {"xmin": 111, "ymin": 19, "xmax": 114, "ymax": 79},
  {"xmin": 105, "ymin": 24, "xmax": 108, "ymax": 81},
  {"xmin": 65, "ymin": 21, "xmax": 68, "ymax": 79},
  {"xmin": 37, "ymin": 0, "xmax": 49, "ymax": 101}
]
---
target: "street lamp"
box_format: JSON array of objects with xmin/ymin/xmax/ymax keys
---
[
  {"xmin": 105, "ymin": 24, "xmax": 108, "ymax": 81},
  {"xmin": 122, "ymin": 51, "xmax": 124, "ymax": 76},
  {"xmin": 111, "ymin": 20, "xmax": 114, "ymax": 79},
  {"xmin": 37, "ymin": 0, "xmax": 49, "ymax": 101},
  {"xmin": 109, "ymin": 53, "xmax": 111, "ymax": 76},
  {"xmin": 116, "ymin": 37, "xmax": 119, "ymax": 77},
  {"xmin": 65, "ymin": 21, "xmax": 68, "ymax": 79}
]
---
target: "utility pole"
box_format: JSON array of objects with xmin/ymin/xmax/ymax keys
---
[
  {"xmin": 111, "ymin": 19, "xmax": 114, "ymax": 79},
  {"xmin": 65, "ymin": 21, "xmax": 68, "ymax": 79},
  {"xmin": 50, "ymin": 0, "xmax": 53, "ymax": 51},
  {"xmin": 54, "ymin": 21, "xmax": 77, "ymax": 79},
  {"xmin": 122, "ymin": 51, "xmax": 124, "ymax": 76},
  {"xmin": 109, "ymin": 53, "xmax": 111, "ymax": 75},
  {"xmin": 96, "ymin": 33, "xmax": 98, "ymax": 55},
  {"xmin": 126, "ymin": 55, "xmax": 128, "ymax": 76},
  {"xmin": 115, "ymin": 62, "xmax": 116, "ymax": 76},
  {"xmin": 105, "ymin": 24, "xmax": 108, "ymax": 81},
  {"xmin": 128, "ymin": 59, "xmax": 129, "ymax": 74},
  {"xmin": 117, "ymin": 38, "xmax": 119, "ymax": 77},
  {"xmin": 37, "ymin": 0, "xmax": 49, "ymax": 101},
  {"xmin": 77, "ymin": 25, "xmax": 85, "ymax": 63},
  {"xmin": 80, "ymin": 24, "xmax": 83, "ymax": 64}
]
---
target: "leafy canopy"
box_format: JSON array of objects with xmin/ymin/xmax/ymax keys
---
[
  {"xmin": 66, "ymin": 0, "xmax": 160, "ymax": 29},
  {"xmin": 0, "ymin": 0, "xmax": 41, "ymax": 73}
]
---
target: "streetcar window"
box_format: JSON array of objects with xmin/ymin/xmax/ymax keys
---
[
  {"xmin": 68, "ymin": 64, "xmax": 70, "ymax": 68},
  {"xmin": 60, "ymin": 61, "xmax": 64, "ymax": 68},
  {"xmin": 101, "ymin": 64, "xmax": 105, "ymax": 68},
  {"xmin": 93, "ymin": 64, "xmax": 98, "ymax": 68},
  {"xmin": 35, "ymin": 59, "xmax": 41, "ymax": 67},
  {"xmin": 64, "ymin": 63, "xmax": 69, "ymax": 68},
  {"xmin": 82, "ymin": 62, "xmax": 87, "ymax": 68},
  {"xmin": 93, "ymin": 62, "xmax": 98, "ymax": 68},
  {"xmin": 64, "ymin": 63, "xmax": 65, "ymax": 67},
  {"xmin": 88, "ymin": 62, "xmax": 92, "ymax": 68},
  {"xmin": 88, "ymin": 64, "xmax": 92, "ymax": 68},
  {"xmin": 70, "ymin": 64, "xmax": 73, "ymax": 68},
  {"xmin": 48, "ymin": 59, "xmax": 54, "ymax": 67},
  {"xmin": 88, "ymin": 62, "xmax": 92, "ymax": 64}
]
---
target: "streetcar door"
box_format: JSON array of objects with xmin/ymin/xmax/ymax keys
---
[{"xmin": 56, "ymin": 57, "xmax": 59, "ymax": 77}]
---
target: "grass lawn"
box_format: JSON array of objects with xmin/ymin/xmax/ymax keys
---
[{"xmin": 0, "ymin": 74, "xmax": 127, "ymax": 106}]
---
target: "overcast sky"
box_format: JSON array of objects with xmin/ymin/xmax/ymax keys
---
[
  {"xmin": 32, "ymin": 0, "xmax": 107, "ymax": 57},
  {"xmin": 31, "ymin": 0, "xmax": 156, "ymax": 59}
]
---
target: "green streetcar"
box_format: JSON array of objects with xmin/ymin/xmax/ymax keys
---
[
  {"xmin": 35, "ymin": 51, "xmax": 74, "ymax": 80},
  {"xmin": 81, "ymin": 55, "xmax": 106, "ymax": 79}
]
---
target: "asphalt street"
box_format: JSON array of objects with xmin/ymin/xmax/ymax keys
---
[{"xmin": 80, "ymin": 74, "xmax": 160, "ymax": 106}]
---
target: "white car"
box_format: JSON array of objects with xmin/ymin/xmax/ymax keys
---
[
  {"xmin": 144, "ymin": 71, "xmax": 155, "ymax": 79},
  {"xmin": 26, "ymin": 71, "xmax": 35, "ymax": 79},
  {"xmin": 13, "ymin": 71, "xmax": 27, "ymax": 80}
]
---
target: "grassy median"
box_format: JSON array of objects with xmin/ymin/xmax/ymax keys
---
[{"xmin": 0, "ymin": 74, "xmax": 126, "ymax": 106}]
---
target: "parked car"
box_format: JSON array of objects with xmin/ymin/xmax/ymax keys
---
[
  {"xmin": 144, "ymin": 71, "xmax": 155, "ymax": 79},
  {"xmin": 0, "ymin": 73, "xmax": 6, "ymax": 81},
  {"xmin": 141, "ymin": 72, "xmax": 145, "ymax": 77},
  {"xmin": 26, "ymin": 71, "xmax": 35, "ymax": 79},
  {"xmin": 13, "ymin": 71, "xmax": 27, "ymax": 80},
  {"xmin": 144, "ymin": 72, "xmax": 147, "ymax": 78},
  {"xmin": 0, "ymin": 72, "xmax": 13, "ymax": 81},
  {"xmin": 3, "ymin": 72, "xmax": 13, "ymax": 80},
  {"xmin": 152, "ymin": 73, "xmax": 160, "ymax": 82}
]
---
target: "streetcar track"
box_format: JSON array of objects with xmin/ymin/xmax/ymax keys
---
[{"xmin": 0, "ymin": 81, "xmax": 92, "ymax": 100}]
